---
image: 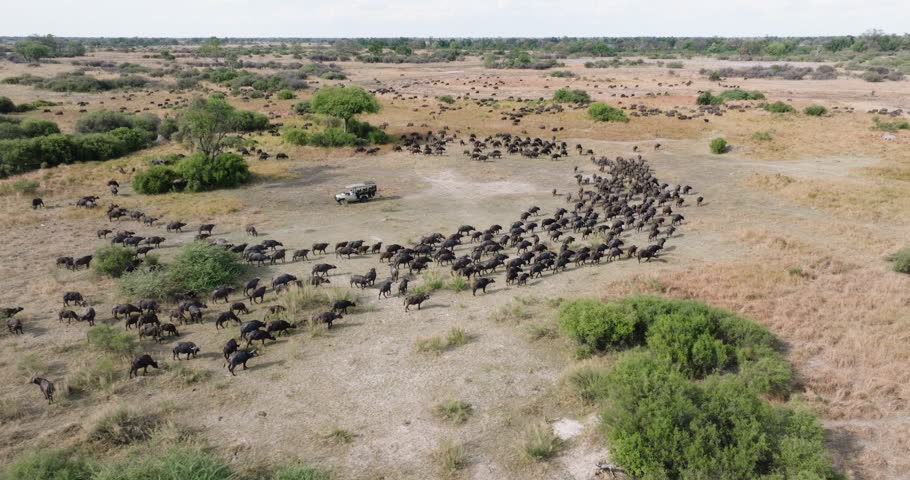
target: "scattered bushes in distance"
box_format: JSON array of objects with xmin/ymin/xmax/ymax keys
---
[
  {"xmin": 553, "ymin": 88, "xmax": 591, "ymax": 104},
  {"xmin": 710, "ymin": 137, "xmax": 729, "ymax": 154},
  {"xmin": 549, "ymin": 70, "xmax": 577, "ymax": 78},
  {"xmin": 587, "ymin": 102, "xmax": 629, "ymax": 122}
]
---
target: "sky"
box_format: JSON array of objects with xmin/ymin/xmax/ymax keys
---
[{"xmin": 3, "ymin": 0, "xmax": 908, "ymax": 38}]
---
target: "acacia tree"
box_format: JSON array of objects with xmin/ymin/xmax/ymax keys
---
[
  {"xmin": 198, "ymin": 38, "xmax": 225, "ymax": 64},
  {"xmin": 310, "ymin": 86, "xmax": 380, "ymax": 132},
  {"xmin": 177, "ymin": 96, "xmax": 239, "ymax": 159},
  {"xmin": 15, "ymin": 41, "xmax": 53, "ymax": 63}
]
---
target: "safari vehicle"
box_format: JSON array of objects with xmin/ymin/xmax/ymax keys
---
[{"xmin": 334, "ymin": 181, "xmax": 378, "ymax": 204}]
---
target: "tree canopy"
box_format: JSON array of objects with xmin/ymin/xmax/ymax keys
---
[
  {"xmin": 310, "ymin": 86, "xmax": 380, "ymax": 131},
  {"xmin": 177, "ymin": 96, "xmax": 241, "ymax": 159}
]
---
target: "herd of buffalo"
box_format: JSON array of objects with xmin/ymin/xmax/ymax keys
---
[{"xmin": 3, "ymin": 132, "xmax": 700, "ymax": 405}]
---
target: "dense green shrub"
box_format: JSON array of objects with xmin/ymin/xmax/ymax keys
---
[
  {"xmin": 92, "ymin": 245, "xmax": 136, "ymax": 278},
  {"xmin": 696, "ymin": 91, "xmax": 723, "ymax": 105},
  {"xmin": 75, "ymin": 110, "xmax": 134, "ymax": 134},
  {"xmin": 19, "ymin": 119, "xmax": 60, "ymax": 137},
  {"xmin": 760, "ymin": 101, "xmax": 796, "ymax": 113},
  {"xmin": 283, "ymin": 128, "xmax": 308, "ymax": 145},
  {"xmin": 277, "ymin": 89, "xmax": 296, "ymax": 100},
  {"xmin": 320, "ymin": 71, "xmax": 346, "ymax": 80},
  {"xmin": 132, "ymin": 165, "xmax": 180, "ymax": 194},
  {"xmin": 233, "ymin": 110, "xmax": 271, "ymax": 132},
  {"xmin": 0, "ymin": 96, "xmax": 15, "ymax": 113},
  {"xmin": 558, "ymin": 298, "xmax": 643, "ymax": 350},
  {"xmin": 168, "ymin": 242, "xmax": 246, "ymax": 294},
  {"xmin": 888, "ymin": 247, "xmax": 910, "ymax": 274},
  {"xmin": 293, "ymin": 101, "xmax": 311, "ymax": 114},
  {"xmin": 1, "ymin": 448, "xmax": 94, "ymax": 480},
  {"xmin": 710, "ymin": 137, "xmax": 728, "ymax": 154},
  {"xmin": 117, "ymin": 266, "xmax": 179, "ymax": 300},
  {"xmin": 803, "ymin": 105, "xmax": 828, "ymax": 116},
  {"xmin": 174, "ymin": 152, "xmax": 250, "ymax": 192},
  {"xmin": 437, "ymin": 95, "xmax": 455, "ymax": 104},
  {"xmin": 303, "ymin": 128, "xmax": 361, "ymax": 147},
  {"xmin": 646, "ymin": 311, "xmax": 732, "ymax": 377},
  {"xmin": 602, "ymin": 351, "xmax": 836, "ymax": 479},
  {"xmin": 587, "ymin": 102, "xmax": 629, "ymax": 122},
  {"xmin": 87, "ymin": 325, "xmax": 139, "ymax": 358},
  {"xmin": 347, "ymin": 119, "xmax": 389, "ymax": 144},
  {"xmin": 157, "ymin": 118, "xmax": 179, "ymax": 139},
  {"xmin": 553, "ymin": 88, "xmax": 591, "ymax": 104},
  {"xmin": 717, "ymin": 89, "xmax": 765, "ymax": 101}
]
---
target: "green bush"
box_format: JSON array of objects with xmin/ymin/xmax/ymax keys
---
[
  {"xmin": 157, "ymin": 118, "xmax": 179, "ymax": 139},
  {"xmin": 293, "ymin": 100, "xmax": 311, "ymax": 114},
  {"xmin": 132, "ymin": 165, "xmax": 180, "ymax": 194},
  {"xmin": 233, "ymin": 110, "xmax": 271, "ymax": 132},
  {"xmin": 277, "ymin": 89, "xmax": 296, "ymax": 100},
  {"xmin": 0, "ymin": 96, "xmax": 15, "ymax": 114},
  {"xmin": 888, "ymin": 247, "xmax": 910, "ymax": 274},
  {"xmin": 92, "ymin": 245, "xmax": 137, "ymax": 278},
  {"xmin": 19, "ymin": 118, "xmax": 60, "ymax": 137},
  {"xmin": 89, "ymin": 408, "xmax": 161, "ymax": 446},
  {"xmin": 347, "ymin": 119, "xmax": 388, "ymax": 144},
  {"xmin": 710, "ymin": 137, "xmax": 728, "ymax": 154},
  {"xmin": 75, "ymin": 110, "xmax": 136, "ymax": 134},
  {"xmin": 168, "ymin": 242, "xmax": 246, "ymax": 294},
  {"xmin": 587, "ymin": 102, "xmax": 629, "ymax": 123},
  {"xmin": 117, "ymin": 266, "xmax": 180, "ymax": 300},
  {"xmin": 304, "ymin": 128, "xmax": 360, "ymax": 147},
  {"xmin": 558, "ymin": 298, "xmax": 641, "ymax": 351},
  {"xmin": 646, "ymin": 311, "xmax": 732, "ymax": 377},
  {"xmin": 283, "ymin": 128, "xmax": 308, "ymax": 145},
  {"xmin": 549, "ymin": 70, "xmax": 576, "ymax": 78},
  {"xmin": 320, "ymin": 71, "xmax": 346, "ymax": 80},
  {"xmin": 437, "ymin": 95, "xmax": 455, "ymax": 104},
  {"xmin": 553, "ymin": 88, "xmax": 591, "ymax": 104},
  {"xmin": 696, "ymin": 91, "xmax": 723, "ymax": 105},
  {"xmin": 708, "ymin": 71, "xmax": 721, "ymax": 81},
  {"xmin": 760, "ymin": 101, "xmax": 796, "ymax": 113},
  {"xmin": 1, "ymin": 449, "xmax": 94, "ymax": 480},
  {"xmin": 602, "ymin": 351, "xmax": 837, "ymax": 479},
  {"xmin": 174, "ymin": 152, "xmax": 250, "ymax": 192},
  {"xmin": 717, "ymin": 89, "xmax": 765, "ymax": 101},
  {"xmin": 804, "ymin": 105, "xmax": 827, "ymax": 116}
]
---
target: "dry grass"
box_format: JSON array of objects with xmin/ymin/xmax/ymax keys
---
[{"xmin": 431, "ymin": 438, "xmax": 467, "ymax": 477}]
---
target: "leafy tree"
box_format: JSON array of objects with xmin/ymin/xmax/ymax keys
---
[
  {"xmin": 14, "ymin": 41, "xmax": 53, "ymax": 63},
  {"xmin": 175, "ymin": 152, "xmax": 250, "ymax": 192},
  {"xmin": 198, "ymin": 38, "xmax": 225, "ymax": 63},
  {"xmin": 177, "ymin": 96, "xmax": 240, "ymax": 158},
  {"xmin": 553, "ymin": 88, "xmax": 591, "ymax": 104},
  {"xmin": 310, "ymin": 86, "xmax": 380, "ymax": 132}
]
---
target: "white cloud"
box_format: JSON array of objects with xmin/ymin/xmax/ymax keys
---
[{"xmin": 3, "ymin": 0, "xmax": 908, "ymax": 37}]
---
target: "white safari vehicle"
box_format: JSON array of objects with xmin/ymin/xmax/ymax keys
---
[{"xmin": 334, "ymin": 181, "xmax": 378, "ymax": 204}]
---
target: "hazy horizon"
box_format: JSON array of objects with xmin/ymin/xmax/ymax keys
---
[{"xmin": 4, "ymin": 0, "xmax": 908, "ymax": 38}]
